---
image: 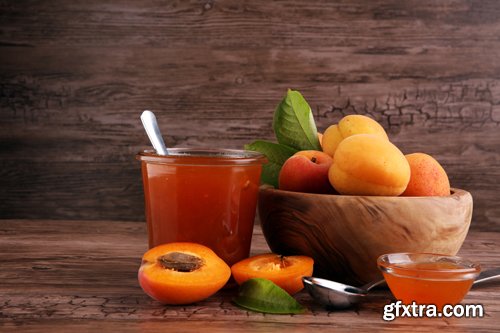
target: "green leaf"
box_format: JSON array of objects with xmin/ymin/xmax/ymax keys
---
[
  {"xmin": 245, "ymin": 140, "xmax": 297, "ymax": 188},
  {"xmin": 273, "ymin": 89, "xmax": 321, "ymax": 151},
  {"xmin": 233, "ymin": 278, "xmax": 306, "ymax": 314}
]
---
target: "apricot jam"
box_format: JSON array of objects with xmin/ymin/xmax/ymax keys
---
[
  {"xmin": 137, "ymin": 149, "xmax": 266, "ymax": 267},
  {"xmin": 378, "ymin": 253, "xmax": 480, "ymax": 309}
]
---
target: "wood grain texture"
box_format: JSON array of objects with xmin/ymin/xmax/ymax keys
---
[
  {"xmin": 0, "ymin": 1, "xmax": 499, "ymax": 230},
  {"xmin": 0, "ymin": 219, "xmax": 499, "ymax": 332},
  {"xmin": 259, "ymin": 186, "xmax": 473, "ymax": 285}
]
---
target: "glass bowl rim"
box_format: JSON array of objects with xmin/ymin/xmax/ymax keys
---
[{"xmin": 377, "ymin": 252, "xmax": 481, "ymax": 276}]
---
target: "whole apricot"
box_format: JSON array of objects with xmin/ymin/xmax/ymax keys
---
[
  {"xmin": 322, "ymin": 115, "xmax": 388, "ymax": 157},
  {"xmin": 401, "ymin": 153, "xmax": 451, "ymax": 196},
  {"xmin": 279, "ymin": 150, "xmax": 334, "ymax": 194},
  {"xmin": 138, "ymin": 242, "xmax": 231, "ymax": 305},
  {"xmin": 328, "ymin": 134, "xmax": 410, "ymax": 196},
  {"xmin": 317, "ymin": 132, "xmax": 324, "ymax": 148}
]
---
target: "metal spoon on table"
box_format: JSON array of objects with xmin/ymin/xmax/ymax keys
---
[
  {"xmin": 303, "ymin": 267, "xmax": 500, "ymax": 309},
  {"xmin": 302, "ymin": 276, "xmax": 386, "ymax": 309},
  {"xmin": 140, "ymin": 110, "xmax": 169, "ymax": 156}
]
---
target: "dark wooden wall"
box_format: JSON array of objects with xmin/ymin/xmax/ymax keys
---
[{"xmin": 1, "ymin": 0, "xmax": 499, "ymax": 231}]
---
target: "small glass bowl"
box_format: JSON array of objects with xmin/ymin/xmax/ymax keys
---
[{"xmin": 377, "ymin": 253, "xmax": 481, "ymax": 308}]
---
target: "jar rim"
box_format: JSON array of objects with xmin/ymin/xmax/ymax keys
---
[{"xmin": 136, "ymin": 148, "xmax": 267, "ymax": 166}]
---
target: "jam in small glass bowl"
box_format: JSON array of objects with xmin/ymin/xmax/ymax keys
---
[{"xmin": 377, "ymin": 253, "xmax": 481, "ymax": 309}]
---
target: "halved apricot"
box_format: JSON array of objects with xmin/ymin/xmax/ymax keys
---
[
  {"xmin": 231, "ymin": 253, "xmax": 314, "ymax": 295},
  {"xmin": 138, "ymin": 242, "xmax": 231, "ymax": 304}
]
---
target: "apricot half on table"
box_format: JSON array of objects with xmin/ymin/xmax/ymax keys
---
[
  {"xmin": 231, "ymin": 253, "xmax": 314, "ymax": 295},
  {"xmin": 138, "ymin": 242, "xmax": 231, "ymax": 305}
]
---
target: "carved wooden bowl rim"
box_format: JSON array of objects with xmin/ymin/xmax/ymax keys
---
[{"xmin": 259, "ymin": 185, "xmax": 470, "ymax": 201}]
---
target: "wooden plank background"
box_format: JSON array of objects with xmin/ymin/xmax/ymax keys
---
[{"xmin": 0, "ymin": 0, "xmax": 499, "ymax": 231}]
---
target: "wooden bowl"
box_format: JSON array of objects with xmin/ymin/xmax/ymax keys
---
[{"xmin": 258, "ymin": 186, "xmax": 473, "ymax": 285}]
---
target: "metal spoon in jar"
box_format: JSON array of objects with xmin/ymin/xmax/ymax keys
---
[
  {"xmin": 140, "ymin": 110, "xmax": 169, "ymax": 156},
  {"xmin": 303, "ymin": 267, "xmax": 500, "ymax": 309}
]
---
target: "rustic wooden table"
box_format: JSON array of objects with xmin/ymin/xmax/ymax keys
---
[{"xmin": 1, "ymin": 220, "xmax": 498, "ymax": 332}]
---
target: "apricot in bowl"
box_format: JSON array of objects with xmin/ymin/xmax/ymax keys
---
[
  {"xmin": 322, "ymin": 114, "xmax": 388, "ymax": 157},
  {"xmin": 328, "ymin": 134, "xmax": 411, "ymax": 196},
  {"xmin": 138, "ymin": 242, "xmax": 231, "ymax": 304},
  {"xmin": 279, "ymin": 150, "xmax": 334, "ymax": 194},
  {"xmin": 402, "ymin": 153, "xmax": 451, "ymax": 197}
]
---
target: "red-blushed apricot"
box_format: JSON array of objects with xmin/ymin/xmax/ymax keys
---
[
  {"xmin": 401, "ymin": 153, "xmax": 451, "ymax": 196},
  {"xmin": 329, "ymin": 134, "xmax": 410, "ymax": 196},
  {"xmin": 231, "ymin": 253, "xmax": 314, "ymax": 295},
  {"xmin": 322, "ymin": 115, "xmax": 388, "ymax": 157},
  {"xmin": 138, "ymin": 242, "xmax": 231, "ymax": 304},
  {"xmin": 279, "ymin": 150, "xmax": 334, "ymax": 194}
]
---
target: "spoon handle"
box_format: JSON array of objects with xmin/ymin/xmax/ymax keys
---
[
  {"xmin": 140, "ymin": 110, "xmax": 169, "ymax": 156},
  {"xmin": 474, "ymin": 267, "xmax": 500, "ymax": 285},
  {"xmin": 363, "ymin": 279, "xmax": 386, "ymax": 291}
]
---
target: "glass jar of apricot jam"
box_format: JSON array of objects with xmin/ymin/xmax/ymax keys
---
[
  {"xmin": 137, "ymin": 148, "xmax": 266, "ymax": 267},
  {"xmin": 377, "ymin": 253, "xmax": 481, "ymax": 309}
]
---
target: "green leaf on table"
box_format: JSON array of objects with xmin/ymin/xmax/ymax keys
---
[
  {"xmin": 245, "ymin": 140, "xmax": 297, "ymax": 188},
  {"xmin": 233, "ymin": 278, "xmax": 306, "ymax": 314},
  {"xmin": 273, "ymin": 89, "xmax": 321, "ymax": 151}
]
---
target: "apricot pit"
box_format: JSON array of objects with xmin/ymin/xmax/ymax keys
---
[{"xmin": 157, "ymin": 252, "xmax": 204, "ymax": 272}]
